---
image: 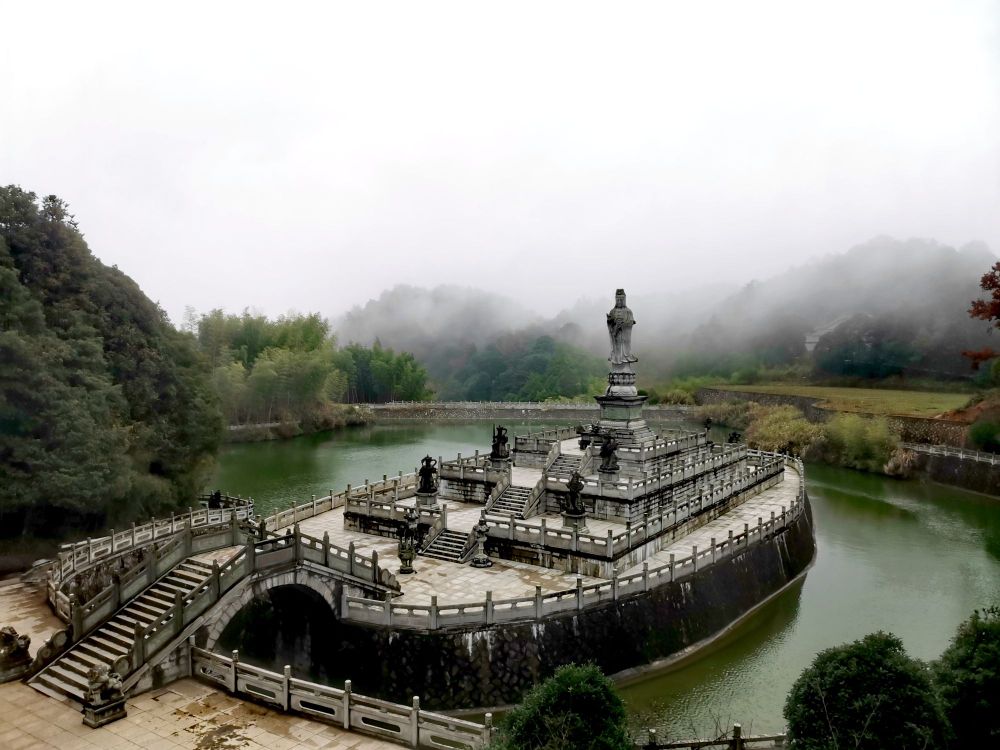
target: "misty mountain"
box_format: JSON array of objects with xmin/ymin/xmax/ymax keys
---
[{"xmin": 333, "ymin": 237, "xmax": 997, "ymax": 387}]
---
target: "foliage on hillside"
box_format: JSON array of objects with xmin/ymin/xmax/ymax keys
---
[
  {"xmin": 438, "ymin": 334, "xmax": 606, "ymax": 401},
  {"xmin": 0, "ymin": 186, "xmax": 222, "ymax": 539},
  {"xmin": 192, "ymin": 310, "xmax": 431, "ymax": 424}
]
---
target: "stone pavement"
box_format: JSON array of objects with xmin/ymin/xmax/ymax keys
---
[
  {"xmin": 0, "ymin": 581, "xmax": 63, "ymax": 656},
  {"xmin": 0, "ymin": 677, "xmax": 401, "ymax": 750}
]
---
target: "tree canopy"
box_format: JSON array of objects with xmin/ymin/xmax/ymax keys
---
[
  {"xmin": 784, "ymin": 632, "xmax": 949, "ymax": 750},
  {"xmin": 0, "ymin": 186, "xmax": 222, "ymax": 539},
  {"xmin": 489, "ymin": 664, "xmax": 632, "ymax": 750}
]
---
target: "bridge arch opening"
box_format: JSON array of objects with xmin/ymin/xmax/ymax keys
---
[{"xmin": 216, "ymin": 583, "xmax": 348, "ymax": 684}]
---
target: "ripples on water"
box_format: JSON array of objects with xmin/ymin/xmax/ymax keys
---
[{"xmin": 209, "ymin": 423, "xmax": 1000, "ymax": 739}]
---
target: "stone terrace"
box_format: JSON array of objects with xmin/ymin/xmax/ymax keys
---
[{"xmin": 285, "ymin": 462, "xmax": 802, "ymax": 606}]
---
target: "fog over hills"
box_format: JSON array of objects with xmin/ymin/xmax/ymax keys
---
[{"xmin": 333, "ymin": 237, "xmax": 998, "ymax": 383}]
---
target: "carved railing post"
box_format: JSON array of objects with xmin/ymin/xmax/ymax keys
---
[
  {"xmin": 173, "ymin": 590, "xmax": 184, "ymax": 636},
  {"xmin": 410, "ymin": 696, "xmax": 420, "ymax": 748},
  {"xmin": 342, "ymin": 679, "xmax": 352, "ymax": 729},
  {"xmin": 70, "ymin": 594, "xmax": 82, "ymax": 642},
  {"xmin": 229, "ymin": 650, "xmax": 239, "ymax": 692}
]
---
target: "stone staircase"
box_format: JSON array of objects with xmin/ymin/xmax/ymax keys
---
[
  {"xmin": 419, "ymin": 530, "xmax": 469, "ymax": 563},
  {"xmin": 30, "ymin": 557, "xmax": 215, "ymax": 704},
  {"xmin": 489, "ymin": 485, "xmax": 532, "ymax": 516},
  {"xmin": 548, "ymin": 454, "xmax": 583, "ymax": 475}
]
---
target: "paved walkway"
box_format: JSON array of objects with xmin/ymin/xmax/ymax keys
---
[
  {"xmin": 0, "ymin": 581, "xmax": 63, "ymax": 657},
  {"xmin": 0, "ymin": 678, "xmax": 400, "ymax": 750}
]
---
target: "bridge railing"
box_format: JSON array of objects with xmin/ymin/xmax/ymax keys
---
[
  {"xmin": 189, "ymin": 646, "xmax": 494, "ymax": 749},
  {"xmin": 638, "ymin": 723, "xmax": 786, "ymax": 748},
  {"xmin": 900, "ymin": 442, "xmax": 998, "ymax": 465},
  {"xmin": 124, "ymin": 528, "xmax": 401, "ymax": 685},
  {"xmin": 343, "ymin": 465, "xmax": 805, "ymax": 630},
  {"xmin": 49, "ymin": 497, "xmax": 254, "ymax": 609}
]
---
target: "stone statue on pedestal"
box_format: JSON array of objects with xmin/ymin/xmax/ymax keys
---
[
  {"xmin": 470, "ymin": 510, "xmax": 492, "ymax": 568},
  {"xmin": 82, "ymin": 664, "xmax": 127, "ymax": 727},
  {"xmin": 490, "ymin": 425, "xmax": 510, "ymax": 460},
  {"xmin": 397, "ymin": 507, "xmax": 419, "ymax": 574},
  {"xmin": 599, "ymin": 434, "xmax": 620, "ymax": 473},
  {"xmin": 417, "ymin": 455, "xmax": 438, "ymax": 495},
  {"xmin": 560, "ymin": 472, "xmax": 588, "ymax": 532},
  {"xmin": 607, "ymin": 288, "xmax": 637, "ymax": 366},
  {"xmin": 0, "ymin": 626, "xmax": 31, "ymax": 681}
]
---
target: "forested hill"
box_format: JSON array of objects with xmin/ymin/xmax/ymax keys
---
[{"xmin": 0, "ymin": 186, "xmax": 221, "ymax": 540}]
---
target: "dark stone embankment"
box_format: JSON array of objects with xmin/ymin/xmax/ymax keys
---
[
  {"xmin": 910, "ymin": 452, "xmax": 1000, "ymax": 497},
  {"xmin": 307, "ymin": 497, "xmax": 816, "ymax": 709}
]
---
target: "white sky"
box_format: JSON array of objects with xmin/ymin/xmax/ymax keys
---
[{"xmin": 2, "ymin": 0, "xmax": 998, "ymax": 324}]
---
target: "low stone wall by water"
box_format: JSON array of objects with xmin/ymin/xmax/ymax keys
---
[
  {"xmin": 322, "ymin": 496, "xmax": 816, "ymax": 709},
  {"xmin": 368, "ymin": 401, "xmax": 696, "ymax": 422},
  {"xmin": 910, "ymin": 452, "xmax": 1000, "ymax": 496}
]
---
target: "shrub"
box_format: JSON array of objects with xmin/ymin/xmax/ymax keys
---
[
  {"xmin": 968, "ymin": 419, "xmax": 1000, "ymax": 453},
  {"xmin": 784, "ymin": 632, "xmax": 948, "ymax": 750},
  {"xmin": 743, "ymin": 405, "xmax": 822, "ymax": 455},
  {"xmin": 933, "ymin": 606, "xmax": 1000, "ymax": 747},
  {"xmin": 489, "ymin": 663, "xmax": 632, "ymax": 750},
  {"xmin": 808, "ymin": 414, "xmax": 899, "ymax": 472}
]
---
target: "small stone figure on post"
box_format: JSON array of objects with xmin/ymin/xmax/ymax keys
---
[
  {"xmin": 727, "ymin": 431, "xmax": 742, "ymax": 444},
  {"xmin": 0, "ymin": 626, "xmax": 31, "ymax": 681},
  {"xmin": 599, "ymin": 433, "xmax": 619, "ymax": 474},
  {"xmin": 397, "ymin": 507, "xmax": 419, "ymax": 574},
  {"xmin": 490, "ymin": 425, "xmax": 510, "ymax": 461},
  {"xmin": 82, "ymin": 664, "xmax": 127, "ymax": 727},
  {"xmin": 417, "ymin": 455, "xmax": 438, "ymax": 495},
  {"xmin": 559, "ymin": 471, "xmax": 589, "ymax": 532},
  {"xmin": 470, "ymin": 510, "xmax": 492, "ymax": 568}
]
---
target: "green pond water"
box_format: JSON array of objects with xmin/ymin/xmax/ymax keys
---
[{"xmin": 209, "ymin": 421, "xmax": 1000, "ymax": 739}]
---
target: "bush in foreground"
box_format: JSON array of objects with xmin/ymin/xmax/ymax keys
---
[
  {"xmin": 489, "ymin": 664, "xmax": 632, "ymax": 750},
  {"xmin": 784, "ymin": 632, "xmax": 948, "ymax": 750},
  {"xmin": 933, "ymin": 606, "xmax": 1000, "ymax": 748}
]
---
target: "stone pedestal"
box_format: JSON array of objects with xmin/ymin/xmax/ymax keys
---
[
  {"xmin": 415, "ymin": 491, "xmax": 439, "ymax": 510},
  {"xmin": 82, "ymin": 698, "xmax": 127, "ymax": 728},
  {"xmin": 561, "ymin": 511, "xmax": 589, "ymax": 534}
]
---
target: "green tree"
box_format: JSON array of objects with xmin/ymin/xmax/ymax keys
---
[
  {"xmin": 0, "ymin": 185, "xmax": 221, "ymax": 538},
  {"xmin": 784, "ymin": 632, "xmax": 948, "ymax": 750},
  {"xmin": 490, "ymin": 664, "xmax": 632, "ymax": 750},
  {"xmin": 933, "ymin": 606, "xmax": 1000, "ymax": 747}
]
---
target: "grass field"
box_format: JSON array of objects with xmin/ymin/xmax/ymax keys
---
[{"xmin": 711, "ymin": 384, "xmax": 970, "ymax": 418}]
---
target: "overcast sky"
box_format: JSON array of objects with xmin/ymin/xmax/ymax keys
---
[{"xmin": 3, "ymin": 0, "xmax": 999, "ymax": 324}]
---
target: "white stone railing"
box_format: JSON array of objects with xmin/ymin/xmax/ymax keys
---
[
  {"xmin": 900, "ymin": 442, "xmax": 999, "ymax": 465},
  {"xmin": 190, "ymin": 647, "xmax": 494, "ymax": 749},
  {"xmin": 343, "ymin": 462, "xmax": 804, "ymax": 631},
  {"xmin": 495, "ymin": 460, "xmax": 784, "ymax": 559}
]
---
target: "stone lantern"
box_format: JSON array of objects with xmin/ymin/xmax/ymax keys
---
[{"xmin": 470, "ymin": 510, "xmax": 492, "ymax": 568}]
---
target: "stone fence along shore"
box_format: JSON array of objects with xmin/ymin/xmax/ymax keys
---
[{"xmin": 369, "ymin": 400, "xmax": 697, "ymax": 422}]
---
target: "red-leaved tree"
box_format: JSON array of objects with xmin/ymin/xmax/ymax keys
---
[{"xmin": 963, "ymin": 261, "xmax": 1000, "ymax": 369}]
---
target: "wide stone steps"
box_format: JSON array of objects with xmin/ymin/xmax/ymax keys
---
[
  {"xmin": 489, "ymin": 486, "xmax": 532, "ymax": 517},
  {"xmin": 419, "ymin": 530, "xmax": 469, "ymax": 563},
  {"xmin": 29, "ymin": 557, "xmax": 215, "ymax": 705},
  {"xmin": 548, "ymin": 455, "xmax": 583, "ymax": 475}
]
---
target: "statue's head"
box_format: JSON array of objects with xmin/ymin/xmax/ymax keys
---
[{"xmin": 615, "ymin": 288, "xmax": 626, "ymax": 307}]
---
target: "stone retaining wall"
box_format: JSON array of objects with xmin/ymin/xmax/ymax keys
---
[
  {"xmin": 318, "ymin": 496, "xmax": 816, "ymax": 709},
  {"xmin": 910, "ymin": 453, "xmax": 1000, "ymax": 496}
]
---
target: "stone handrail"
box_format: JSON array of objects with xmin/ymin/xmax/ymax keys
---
[
  {"xmin": 900, "ymin": 442, "xmax": 998, "ymax": 465},
  {"xmin": 545, "ymin": 444, "xmax": 754, "ymax": 502},
  {"xmin": 343, "ymin": 464, "xmax": 804, "ymax": 630},
  {"xmin": 483, "ymin": 472, "xmax": 512, "ymax": 514},
  {"xmin": 492, "ymin": 460, "xmax": 785, "ymax": 560},
  {"xmin": 125, "ymin": 528, "xmax": 400, "ymax": 683},
  {"xmin": 50, "ymin": 499, "xmax": 254, "ymax": 602},
  {"xmin": 190, "ymin": 646, "xmax": 494, "ymax": 748},
  {"xmin": 419, "ymin": 506, "xmax": 450, "ymax": 552}
]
